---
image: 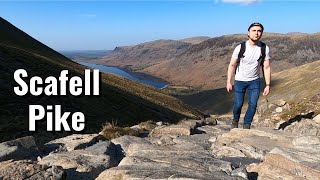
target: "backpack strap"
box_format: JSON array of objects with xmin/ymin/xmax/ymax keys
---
[
  {"xmin": 235, "ymin": 42, "xmax": 246, "ymax": 74},
  {"xmin": 237, "ymin": 41, "xmax": 246, "ymax": 64},
  {"xmin": 260, "ymin": 42, "xmax": 266, "ymax": 77},
  {"xmin": 260, "ymin": 42, "xmax": 266, "ymax": 66}
]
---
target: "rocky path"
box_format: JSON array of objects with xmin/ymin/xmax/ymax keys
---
[{"xmin": 0, "ymin": 115, "xmax": 320, "ymax": 179}]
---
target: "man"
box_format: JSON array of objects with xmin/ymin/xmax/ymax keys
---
[{"xmin": 226, "ymin": 22, "xmax": 271, "ymax": 129}]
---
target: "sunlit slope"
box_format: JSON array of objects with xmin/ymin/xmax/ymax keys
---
[
  {"xmin": 176, "ymin": 60, "xmax": 320, "ymax": 114},
  {"xmin": 265, "ymin": 59, "xmax": 320, "ymax": 102}
]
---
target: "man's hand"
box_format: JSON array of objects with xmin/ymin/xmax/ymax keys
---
[
  {"xmin": 226, "ymin": 82, "xmax": 233, "ymax": 93},
  {"xmin": 263, "ymin": 86, "xmax": 270, "ymax": 96}
]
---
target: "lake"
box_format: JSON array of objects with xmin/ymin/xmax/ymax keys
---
[{"xmin": 78, "ymin": 62, "xmax": 168, "ymax": 89}]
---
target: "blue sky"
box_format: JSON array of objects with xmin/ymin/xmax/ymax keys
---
[{"xmin": 0, "ymin": 0, "xmax": 319, "ymax": 51}]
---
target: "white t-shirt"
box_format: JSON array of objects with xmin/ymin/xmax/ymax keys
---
[{"xmin": 232, "ymin": 40, "xmax": 271, "ymax": 81}]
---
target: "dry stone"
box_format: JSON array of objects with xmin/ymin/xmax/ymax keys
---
[
  {"xmin": 149, "ymin": 124, "xmax": 192, "ymax": 138},
  {"xmin": 310, "ymin": 94, "xmax": 320, "ymax": 102},
  {"xmin": 229, "ymin": 142, "xmax": 265, "ymax": 160},
  {"xmin": 111, "ymin": 135, "xmax": 151, "ymax": 154},
  {"xmin": 247, "ymin": 152, "xmax": 320, "ymax": 180},
  {"xmin": 212, "ymin": 146, "xmax": 246, "ymax": 158},
  {"xmin": 216, "ymin": 128, "xmax": 287, "ymax": 145},
  {"xmin": 0, "ymin": 160, "xmax": 65, "ymax": 180},
  {"xmin": 275, "ymin": 107, "xmax": 283, "ymax": 113},
  {"xmin": 0, "ymin": 136, "xmax": 40, "ymax": 162},
  {"xmin": 275, "ymin": 99, "xmax": 287, "ymax": 107},
  {"xmin": 39, "ymin": 141, "xmax": 120, "ymax": 179},
  {"xmin": 313, "ymin": 114, "xmax": 320, "ymax": 123},
  {"xmin": 270, "ymin": 147, "xmax": 320, "ymax": 170},
  {"xmin": 285, "ymin": 119, "xmax": 320, "ymax": 136},
  {"xmin": 97, "ymin": 137, "xmax": 245, "ymax": 180},
  {"xmin": 292, "ymin": 136, "xmax": 320, "ymax": 147},
  {"xmin": 44, "ymin": 134, "xmax": 102, "ymax": 153}
]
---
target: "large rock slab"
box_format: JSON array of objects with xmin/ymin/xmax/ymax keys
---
[
  {"xmin": 212, "ymin": 128, "xmax": 294, "ymax": 160},
  {"xmin": 0, "ymin": 160, "xmax": 65, "ymax": 180},
  {"xmin": 96, "ymin": 138, "xmax": 246, "ymax": 180},
  {"xmin": 270, "ymin": 147, "xmax": 320, "ymax": 171},
  {"xmin": 44, "ymin": 134, "xmax": 102, "ymax": 153},
  {"xmin": 0, "ymin": 136, "xmax": 40, "ymax": 161},
  {"xmin": 216, "ymin": 128, "xmax": 289, "ymax": 145},
  {"xmin": 284, "ymin": 119, "xmax": 320, "ymax": 136},
  {"xmin": 292, "ymin": 135, "xmax": 320, "ymax": 151},
  {"xmin": 149, "ymin": 124, "xmax": 193, "ymax": 138},
  {"xmin": 39, "ymin": 141, "xmax": 120, "ymax": 179},
  {"xmin": 96, "ymin": 162, "xmax": 243, "ymax": 180},
  {"xmin": 111, "ymin": 135, "xmax": 150, "ymax": 154},
  {"xmin": 248, "ymin": 152, "xmax": 320, "ymax": 180}
]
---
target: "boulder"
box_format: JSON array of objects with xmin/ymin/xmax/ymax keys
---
[
  {"xmin": 0, "ymin": 136, "xmax": 40, "ymax": 162},
  {"xmin": 111, "ymin": 135, "xmax": 150, "ymax": 155},
  {"xmin": 284, "ymin": 119, "xmax": 320, "ymax": 136},
  {"xmin": 39, "ymin": 141, "xmax": 120, "ymax": 179},
  {"xmin": 149, "ymin": 125, "xmax": 192, "ymax": 138},
  {"xmin": 313, "ymin": 114, "xmax": 320, "ymax": 124},
  {"xmin": 44, "ymin": 134, "xmax": 102, "ymax": 153},
  {"xmin": 275, "ymin": 99, "xmax": 287, "ymax": 107},
  {"xmin": 0, "ymin": 160, "xmax": 65, "ymax": 179},
  {"xmin": 247, "ymin": 152, "xmax": 320, "ymax": 180}
]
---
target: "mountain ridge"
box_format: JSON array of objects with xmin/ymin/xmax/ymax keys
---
[{"xmin": 92, "ymin": 32, "xmax": 320, "ymax": 90}]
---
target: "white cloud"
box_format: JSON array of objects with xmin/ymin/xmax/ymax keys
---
[{"xmin": 221, "ymin": 0, "xmax": 261, "ymax": 5}]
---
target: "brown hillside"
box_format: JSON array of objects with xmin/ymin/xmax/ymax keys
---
[{"xmin": 142, "ymin": 33, "xmax": 320, "ymax": 90}]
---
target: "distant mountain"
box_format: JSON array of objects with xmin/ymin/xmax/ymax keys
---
[
  {"xmin": 178, "ymin": 36, "xmax": 211, "ymax": 44},
  {"xmin": 0, "ymin": 17, "xmax": 203, "ymax": 143},
  {"xmin": 60, "ymin": 50, "xmax": 112, "ymax": 61},
  {"xmin": 92, "ymin": 33, "xmax": 320, "ymax": 90},
  {"xmin": 92, "ymin": 39, "xmax": 194, "ymax": 70},
  {"xmin": 92, "ymin": 37, "xmax": 210, "ymax": 71}
]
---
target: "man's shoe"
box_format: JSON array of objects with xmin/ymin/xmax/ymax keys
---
[
  {"xmin": 243, "ymin": 124, "xmax": 251, "ymax": 129},
  {"xmin": 231, "ymin": 120, "xmax": 239, "ymax": 129}
]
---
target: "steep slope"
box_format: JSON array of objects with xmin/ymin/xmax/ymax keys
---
[
  {"xmin": 0, "ymin": 17, "xmax": 203, "ymax": 143},
  {"xmin": 177, "ymin": 60, "xmax": 320, "ymax": 114},
  {"xmin": 264, "ymin": 59, "xmax": 320, "ymax": 102}
]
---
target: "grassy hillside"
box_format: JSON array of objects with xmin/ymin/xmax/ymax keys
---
[
  {"xmin": 263, "ymin": 60, "xmax": 320, "ymax": 102},
  {"xmin": 177, "ymin": 60, "xmax": 320, "ymax": 115},
  {"xmin": 0, "ymin": 17, "xmax": 203, "ymax": 143}
]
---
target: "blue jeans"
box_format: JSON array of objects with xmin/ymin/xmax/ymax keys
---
[{"xmin": 233, "ymin": 79, "xmax": 260, "ymax": 125}]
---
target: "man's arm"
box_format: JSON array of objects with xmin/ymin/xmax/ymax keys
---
[
  {"xmin": 263, "ymin": 60, "xmax": 271, "ymax": 96},
  {"xmin": 226, "ymin": 58, "xmax": 238, "ymax": 93}
]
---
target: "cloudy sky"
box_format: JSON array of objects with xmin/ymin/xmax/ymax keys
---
[{"xmin": 0, "ymin": 0, "xmax": 319, "ymax": 51}]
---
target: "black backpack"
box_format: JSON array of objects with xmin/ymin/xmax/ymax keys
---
[{"xmin": 236, "ymin": 41, "xmax": 266, "ymax": 76}]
